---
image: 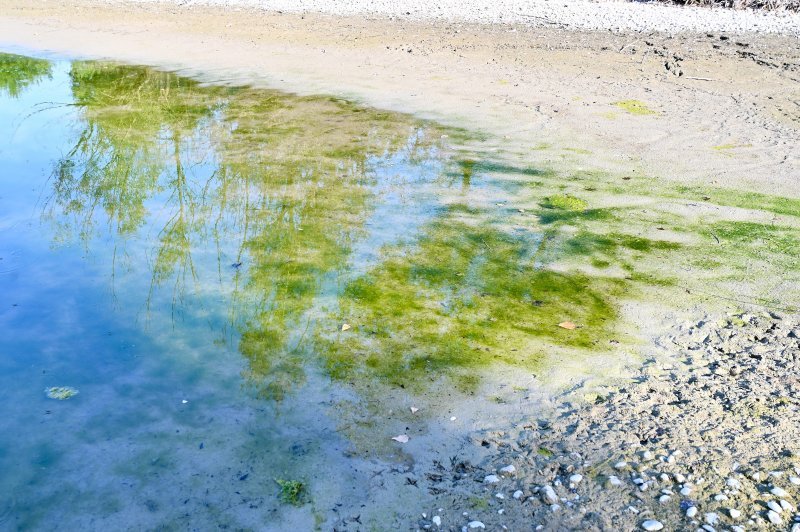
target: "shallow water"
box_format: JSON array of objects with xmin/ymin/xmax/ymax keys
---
[{"xmin": 2, "ymin": 50, "xmax": 798, "ymax": 530}]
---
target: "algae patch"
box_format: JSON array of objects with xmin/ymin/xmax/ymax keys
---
[
  {"xmin": 275, "ymin": 478, "xmax": 307, "ymax": 506},
  {"xmin": 612, "ymin": 100, "xmax": 657, "ymax": 116},
  {"xmin": 45, "ymin": 386, "xmax": 79, "ymax": 400}
]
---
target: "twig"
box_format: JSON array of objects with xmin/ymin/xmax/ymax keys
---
[{"xmin": 684, "ymin": 76, "xmax": 716, "ymax": 81}]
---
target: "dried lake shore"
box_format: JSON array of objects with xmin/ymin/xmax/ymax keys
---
[{"xmin": 1, "ymin": 0, "xmax": 799, "ymax": 529}]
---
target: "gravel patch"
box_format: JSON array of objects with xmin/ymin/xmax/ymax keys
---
[
  {"xmin": 118, "ymin": 0, "xmax": 800, "ymax": 36},
  {"xmin": 399, "ymin": 312, "xmax": 800, "ymax": 530}
]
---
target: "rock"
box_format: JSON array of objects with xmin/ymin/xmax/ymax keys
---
[
  {"xmin": 467, "ymin": 521, "xmax": 485, "ymax": 529},
  {"xmin": 771, "ymin": 486, "xmax": 789, "ymax": 497},
  {"xmin": 726, "ymin": 477, "xmax": 741, "ymax": 489},
  {"xmin": 499, "ymin": 465, "xmax": 516, "ymax": 476},
  {"xmin": 643, "ymin": 451, "xmax": 654, "ymax": 460},
  {"xmin": 569, "ymin": 474, "xmax": 583, "ymax": 484},
  {"xmin": 675, "ymin": 474, "xmax": 686, "ymax": 483},
  {"xmin": 791, "ymin": 477, "xmax": 800, "ymax": 486},
  {"xmin": 713, "ymin": 494, "xmax": 728, "ymax": 501},
  {"xmin": 781, "ymin": 500, "xmax": 794, "ymax": 511},
  {"xmin": 729, "ymin": 508, "xmax": 741, "ymax": 519},
  {"xmin": 792, "ymin": 524, "xmax": 800, "ymax": 532},
  {"xmin": 484, "ymin": 475, "xmax": 500, "ymax": 484},
  {"xmin": 512, "ymin": 490, "xmax": 523, "ymax": 499},
  {"xmin": 641, "ymin": 520, "xmax": 664, "ymax": 531},
  {"xmin": 687, "ymin": 506, "xmax": 698, "ymax": 518},
  {"xmin": 541, "ymin": 485, "xmax": 558, "ymax": 504},
  {"xmin": 614, "ymin": 461, "xmax": 628, "ymax": 470},
  {"xmin": 608, "ymin": 476, "xmax": 623, "ymax": 486},
  {"xmin": 731, "ymin": 527, "xmax": 745, "ymax": 532},
  {"xmin": 767, "ymin": 500, "xmax": 783, "ymax": 514},
  {"xmin": 495, "ymin": 493, "xmax": 504, "ymax": 499},
  {"xmin": 550, "ymin": 504, "xmax": 561, "ymax": 512},
  {"xmin": 659, "ymin": 494, "xmax": 671, "ymax": 503},
  {"xmin": 768, "ymin": 510, "xmax": 783, "ymax": 525},
  {"xmin": 432, "ymin": 516, "xmax": 442, "ymax": 527},
  {"xmin": 705, "ymin": 512, "xmax": 719, "ymax": 525},
  {"xmin": 680, "ymin": 486, "xmax": 692, "ymax": 495}
]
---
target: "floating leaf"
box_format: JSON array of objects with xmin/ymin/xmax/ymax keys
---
[
  {"xmin": 391, "ymin": 434, "xmax": 410, "ymax": 443},
  {"xmin": 558, "ymin": 321, "xmax": 577, "ymax": 330}
]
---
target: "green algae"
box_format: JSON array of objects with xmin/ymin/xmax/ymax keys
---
[
  {"xmin": 275, "ymin": 478, "xmax": 307, "ymax": 506},
  {"xmin": 0, "ymin": 53, "xmax": 52, "ymax": 98},
  {"xmin": 543, "ymin": 194, "xmax": 589, "ymax": 211},
  {"xmin": 45, "ymin": 386, "xmax": 79, "ymax": 400},
  {"xmin": 613, "ymin": 100, "xmax": 657, "ymax": 116},
  {"xmin": 318, "ymin": 208, "xmax": 627, "ymax": 391}
]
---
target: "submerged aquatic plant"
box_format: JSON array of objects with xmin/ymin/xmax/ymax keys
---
[
  {"xmin": 45, "ymin": 386, "xmax": 79, "ymax": 400},
  {"xmin": 544, "ymin": 194, "xmax": 589, "ymax": 211},
  {"xmin": 275, "ymin": 478, "xmax": 307, "ymax": 506}
]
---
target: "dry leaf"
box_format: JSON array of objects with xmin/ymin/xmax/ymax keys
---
[
  {"xmin": 558, "ymin": 321, "xmax": 577, "ymax": 330},
  {"xmin": 391, "ymin": 434, "xmax": 410, "ymax": 443},
  {"xmin": 341, "ymin": 323, "xmax": 351, "ymax": 331},
  {"xmin": 410, "ymin": 407, "xmax": 419, "ymax": 414}
]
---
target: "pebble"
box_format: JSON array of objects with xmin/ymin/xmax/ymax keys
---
[
  {"xmin": 641, "ymin": 520, "xmax": 664, "ymax": 531},
  {"xmin": 781, "ymin": 500, "xmax": 795, "ymax": 512},
  {"xmin": 768, "ymin": 500, "xmax": 783, "ymax": 514},
  {"xmin": 772, "ymin": 487, "xmax": 789, "ymax": 497},
  {"xmin": 659, "ymin": 495, "xmax": 671, "ymax": 503},
  {"xmin": 675, "ymin": 474, "xmax": 686, "ymax": 483},
  {"xmin": 468, "ymin": 521, "xmax": 485, "ymax": 529},
  {"xmin": 768, "ymin": 510, "xmax": 783, "ymax": 525},
  {"xmin": 792, "ymin": 524, "xmax": 800, "ymax": 532},
  {"xmin": 569, "ymin": 474, "xmax": 583, "ymax": 484},
  {"xmin": 499, "ymin": 465, "xmax": 516, "ymax": 476},
  {"xmin": 791, "ymin": 477, "xmax": 800, "ymax": 486},
  {"xmin": 512, "ymin": 490, "xmax": 523, "ymax": 499},
  {"xmin": 541, "ymin": 485, "xmax": 558, "ymax": 504},
  {"xmin": 681, "ymin": 487, "xmax": 693, "ymax": 496},
  {"xmin": 705, "ymin": 512, "xmax": 719, "ymax": 525},
  {"xmin": 608, "ymin": 476, "xmax": 623, "ymax": 486},
  {"xmin": 643, "ymin": 451, "xmax": 654, "ymax": 460},
  {"xmin": 550, "ymin": 504, "xmax": 561, "ymax": 512},
  {"xmin": 713, "ymin": 494, "xmax": 728, "ymax": 501},
  {"xmin": 495, "ymin": 493, "xmax": 504, "ymax": 499},
  {"xmin": 726, "ymin": 477, "xmax": 741, "ymax": 489},
  {"xmin": 614, "ymin": 461, "xmax": 628, "ymax": 470},
  {"xmin": 731, "ymin": 527, "xmax": 745, "ymax": 532},
  {"xmin": 729, "ymin": 508, "xmax": 741, "ymax": 519},
  {"xmin": 432, "ymin": 516, "xmax": 442, "ymax": 527},
  {"xmin": 484, "ymin": 475, "xmax": 500, "ymax": 484},
  {"xmin": 687, "ymin": 506, "xmax": 699, "ymax": 518}
]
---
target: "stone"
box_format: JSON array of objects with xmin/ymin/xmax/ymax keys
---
[
  {"xmin": 541, "ymin": 485, "xmax": 558, "ymax": 504},
  {"xmin": 615, "ymin": 461, "xmax": 628, "ymax": 470},
  {"xmin": 659, "ymin": 495, "xmax": 671, "ymax": 503},
  {"xmin": 726, "ymin": 477, "xmax": 741, "ymax": 489},
  {"xmin": 569, "ymin": 474, "xmax": 583, "ymax": 484},
  {"xmin": 680, "ymin": 486, "xmax": 693, "ymax": 496},
  {"xmin": 641, "ymin": 520, "xmax": 664, "ymax": 531},
  {"xmin": 512, "ymin": 490, "xmax": 523, "ymax": 499},
  {"xmin": 432, "ymin": 516, "xmax": 442, "ymax": 527},
  {"xmin": 768, "ymin": 500, "xmax": 783, "ymax": 514},
  {"xmin": 608, "ymin": 476, "xmax": 623, "ymax": 486},
  {"xmin": 713, "ymin": 494, "xmax": 728, "ymax": 501},
  {"xmin": 705, "ymin": 512, "xmax": 719, "ymax": 525},
  {"xmin": 484, "ymin": 475, "xmax": 500, "ymax": 484},
  {"xmin": 467, "ymin": 521, "xmax": 485, "ymax": 529},
  {"xmin": 675, "ymin": 474, "xmax": 686, "ymax": 483},
  {"xmin": 771, "ymin": 487, "xmax": 789, "ymax": 497},
  {"xmin": 729, "ymin": 508, "xmax": 741, "ymax": 519},
  {"xmin": 687, "ymin": 506, "xmax": 698, "ymax": 518},
  {"xmin": 499, "ymin": 465, "xmax": 516, "ymax": 476},
  {"xmin": 768, "ymin": 510, "xmax": 783, "ymax": 525}
]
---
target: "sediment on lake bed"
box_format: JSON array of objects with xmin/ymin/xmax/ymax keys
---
[{"xmin": 395, "ymin": 312, "xmax": 800, "ymax": 531}]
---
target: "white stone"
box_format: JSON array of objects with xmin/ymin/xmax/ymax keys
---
[
  {"xmin": 791, "ymin": 477, "xmax": 800, "ymax": 486},
  {"xmin": 541, "ymin": 485, "xmax": 558, "ymax": 504},
  {"xmin": 499, "ymin": 465, "xmax": 516, "ymax": 475},
  {"xmin": 569, "ymin": 474, "xmax": 583, "ymax": 484},
  {"xmin": 495, "ymin": 493, "xmax": 504, "ymax": 499},
  {"xmin": 731, "ymin": 527, "xmax": 745, "ymax": 532},
  {"xmin": 726, "ymin": 477, "xmax": 741, "ymax": 489},
  {"xmin": 484, "ymin": 475, "xmax": 500, "ymax": 484},
  {"xmin": 432, "ymin": 516, "xmax": 442, "ymax": 527},
  {"xmin": 713, "ymin": 494, "xmax": 728, "ymax": 501},
  {"xmin": 705, "ymin": 512, "xmax": 719, "ymax": 525},
  {"xmin": 614, "ymin": 461, "xmax": 628, "ymax": 470},
  {"xmin": 729, "ymin": 508, "xmax": 741, "ymax": 519},
  {"xmin": 512, "ymin": 490, "xmax": 523, "ymax": 499},
  {"xmin": 686, "ymin": 506, "xmax": 698, "ymax": 518},
  {"xmin": 550, "ymin": 504, "xmax": 561, "ymax": 512},
  {"xmin": 659, "ymin": 495, "xmax": 671, "ymax": 503},
  {"xmin": 768, "ymin": 510, "xmax": 783, "ymax": 525},
  {"xmin": 675, "ymin": 474, "xmax": 686, "ymax": 483},
  {"xmin": 771, "ymin": 486, "xmax": 789, "ymax": 497},
  {"xmin": 768, "ymin": 500, "xmax": 783, "ymax": 514},
  {"xmin": 681, "ymin": 486, "xmax": 693, "ymax": 496},
  {"xmin": 641, "ymin": 520, "xmax": 663, "ymax": 531},
  {"xmin": 608, "ymin": 475, "xmax": 623, "ymax": 486},
  {"xmin": 468, "ymin": 521, "xmax": 485, "ymax": 529},
  {"xmin": 781, "ymin": 500, "xmax": 795, "ymax": 512},
  {"xmin": 643, "ymin": 451, "xmax": 654, "ymax": 460}
]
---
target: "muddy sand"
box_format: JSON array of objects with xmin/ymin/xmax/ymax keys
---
[{"xmin": 1, "ymin": 1, "xmax": 799, "ymax": 530}]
